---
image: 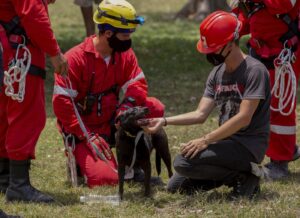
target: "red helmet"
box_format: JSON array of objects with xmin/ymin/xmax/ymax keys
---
[{"xmin": 197, "ymin": 11, "xmax": 242, "ymax": 54}]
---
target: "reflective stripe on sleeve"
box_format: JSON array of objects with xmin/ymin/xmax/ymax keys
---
[
  {"xmin": 53, "ymin": 85, "xmax": 78, "ymax": 98},
  {"xmin": 290, "ymin": 0, "xmax": 296, "ymax": 6},
  {"xmin": 121, "ymin": 71, "xmax": 145, "ymax": 93}
]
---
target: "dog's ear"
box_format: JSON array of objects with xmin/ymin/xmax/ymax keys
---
[
  {"xmin": 115, "ymin": 110, "xmax": 127, "ymax": 126},
  {"xmin": 143, "ymin": 107, "xmax": 149, "ymax": 115},
  {"xmin": 116, "ymin": 112, "xmax": 127, "ymax": 125}
]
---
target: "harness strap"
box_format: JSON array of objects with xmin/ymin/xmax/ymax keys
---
[
  {"xmin": 29, "ymin": 65, "xmax": 46, "ymax": 79},
  {"xmin": 0, "ymin": 17, "xmax": 29, "ymax": 48},
  {"xmin": 249, "ymin": 47, "xmax": 277, "ymax": 69},
  {"xmin": 0, "ymin": 44, "xmax": 3, "ymax": 88},
  {"xmin": 0, "ymin": 17, "xmax": 22, "ymax": 34},
  {"xmin": 91, "ymin": 84, "xmax": 119, "ymax": 97},
  {"xmin": 94, "ymin": 84, "xmax": 118, "ymax": 116},
  {"xmin": 238, "ymin": 1, "xmax": 265, "ymax": 18},
  {"xmin": 0, "ymin": 18, "xmax": 45, "ymax": 79},
  {"xmin": 278, "ymin": 13, "xmax": 300, "ymax": 48},
  {"xmin": 0, "ymin": 25, "xmax": 14, "ymax": 67}
]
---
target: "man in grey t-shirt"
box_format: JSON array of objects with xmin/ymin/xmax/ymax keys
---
[
  {"xmin": 140, "ymin": 11, "xmax": 270, "ymax": 199},
  {"xmin": 204, "ymin": 56, "xmax": 270, "ymax": 163}
]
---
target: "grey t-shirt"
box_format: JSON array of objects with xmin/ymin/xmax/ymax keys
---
[{"xmin": 203, "ymin": 56, "xmax": 271, "ymax": 162}]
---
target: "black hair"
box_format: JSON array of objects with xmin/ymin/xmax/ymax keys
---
[{"xmin": 98, "ymin": 29, "xmax": 106, "ymax": 35}]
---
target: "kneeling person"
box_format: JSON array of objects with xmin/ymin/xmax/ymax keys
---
[
  {"xmin": 52, "ymin": 0, "xmax": 164, "ymax": 187},
  {"xmin": 142, "ymin": 11, "xmax": 270, "ymax": 199}
]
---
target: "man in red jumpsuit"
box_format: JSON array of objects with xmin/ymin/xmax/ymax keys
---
[
  {"xmin": 52, "ymin": 0, "xmax": 165, "ymax": 188},
  {"xmin": 0, "ymin": 0, "xmax": 67, "ymax": 203},
  {"xmin": 230, "ymin": 0, "xmax": 300, "ymax": 179}
]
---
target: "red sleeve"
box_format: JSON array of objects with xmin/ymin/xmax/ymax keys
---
[
  {"xmin": 115, "ymin": 49, "xmax": 148, "ymax": 115},
  {"xmin": 11, "ymin": 0, "xmax": 60, "ymax": 56},
  {"xmin": 52, "ymin": 51, "xmax": 87, "ymax": 139},
  {"xmin": 263, "ymin": 0, "xmax": 296, "ymax": 14},
  {"xmin": 121, "ymin": 49, "xmax": 148, "ymax": 105}
]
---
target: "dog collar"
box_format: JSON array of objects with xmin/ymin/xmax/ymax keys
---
[{"xmin": 124, "ymin": 130, "xmax": 136, "ymax": 138}]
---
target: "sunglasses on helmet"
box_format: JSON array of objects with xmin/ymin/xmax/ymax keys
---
[{"xmin": 97, "ymin": 8, "xmax": 145, "ymax": 26}]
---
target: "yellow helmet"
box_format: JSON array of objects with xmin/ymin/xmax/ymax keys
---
[{"xmin": 93, "ymin": 0, "xmax": 144, "ymax": 32}]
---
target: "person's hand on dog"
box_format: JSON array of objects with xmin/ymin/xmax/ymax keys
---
[
  {"xmin": 180, "ymin": 137, "xmax": 209, "ymax": 159},
  {"xmin": 138, "ymin": 117, "xmax": 164, "ymax": 133}
]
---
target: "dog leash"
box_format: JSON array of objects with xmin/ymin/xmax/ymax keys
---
[{"xmin": 126, "ymin": 130, "xmax": 144, "ymax": 174}]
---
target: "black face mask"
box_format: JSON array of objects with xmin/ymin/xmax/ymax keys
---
[
  {"xmin": 108, "ymin": 33, "xmax": 132, "ymax": 52},
  {"xmin": 206, "ymin": 45, "xmax": 231, "ymax": 66}
]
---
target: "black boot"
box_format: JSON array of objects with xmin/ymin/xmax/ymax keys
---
[
  {"xmin": 230, "ymin": 173, "xmax": 260, "ymax": 200},
  {"xmin": 0, "ymin": 158, "xmax": 9, "ymax": 193},
  {"xmin": 6, "ymin": 159, "xmax": 54, "ymax": 203}
]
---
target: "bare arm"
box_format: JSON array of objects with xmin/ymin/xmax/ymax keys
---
[
  {"xmin": 182, "ymin": 98, "xmax": 260, "ymax": 158},
  {"xmin": 141, "ymin": 97, "xmax": 215, "ymax": 133},
  {"xmin": 166, "ymin": 97, "xmax": 215, "ymax": 125},
  {"xmin": 206, "ymin": 98, "xmax": 259, "ymax": 142}
]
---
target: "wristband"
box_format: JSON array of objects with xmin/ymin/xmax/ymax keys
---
[{"xmin": 163, "ymin": 117, "xmax": 167, "ymax": 126}]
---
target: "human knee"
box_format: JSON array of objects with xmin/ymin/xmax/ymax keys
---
[
  {"xmin": 166, "ymin": 180, "xmax": 179, "ymax": 193},
  {"xmin": 166, "ymin": 173, "xmax": 185, "ymax": 193},
  {"xmin": 173, "ymin": 155, "xmax": 193, "ymax": 177},
  {"xmin": 86, "ymin": 172, "xmax": 118, "ymax": 188}
]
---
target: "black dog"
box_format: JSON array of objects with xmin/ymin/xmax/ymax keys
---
[{"xmin": 116, "ymin": 106, "xmax": 173, "ymax": 199}]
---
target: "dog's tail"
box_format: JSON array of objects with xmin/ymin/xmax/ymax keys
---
[{"xmin": 155, "ymin": 151, "xmax": 161, "ymax": 176}]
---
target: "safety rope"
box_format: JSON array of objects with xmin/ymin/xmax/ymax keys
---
[
  {"xmin": 4, "ymin": 37, "xmax": 31, "ymax": 102},
  {"xmin": 63, "ymin": 133, "xmax": 78, "ymax": 186},
  {"xmin": 271, "ymin": 43, "xmax": 297, "ymax": 116},
  {"xmin": 64, "ymin": 76, "xmax": 118, "ymax": 174}
]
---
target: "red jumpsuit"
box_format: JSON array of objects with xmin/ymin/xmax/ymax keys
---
[
  {"xmin": 235, "ymin": 0, "xmax": 300, "ymax": 161},
  {"xmin": 0, "ymin": 0, "xmax": 60, "ymax": 160},
  {"xmin": 52, "ymin": 36, "xmax": 164, "ymax": 187}
]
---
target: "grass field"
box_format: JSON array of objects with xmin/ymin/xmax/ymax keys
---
[{"xmin": 2, "ymin": 0, "xmax": 300, "ymax": 217}]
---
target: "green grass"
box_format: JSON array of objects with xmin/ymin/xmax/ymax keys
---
[{"xmin": 2, "ymin": 0, "xmax": 300, "ymax": 217}]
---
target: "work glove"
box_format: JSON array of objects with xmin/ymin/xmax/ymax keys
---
[{"xmin": 86, "ymin": 133, "xmax": 113, "ymax": 161}]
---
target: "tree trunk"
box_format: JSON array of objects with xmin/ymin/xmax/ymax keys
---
[{"xmin": 175, "ymin": 0, "xmax": 229, "ymax": 21}]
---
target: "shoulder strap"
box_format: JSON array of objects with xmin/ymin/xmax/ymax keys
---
[
  {"xmin": 278, "ymin": 13, "xmax": 300, "ymax": 44},
  {"xmin": 239, "ymin": 1, "xmax": 265, "ymax": 18}
]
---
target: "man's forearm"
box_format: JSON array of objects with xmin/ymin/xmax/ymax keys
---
[
  {"xmin": 205, "ymin": 113, "xmax": 250, "ymax": 144},
  {"xmin": 166, "ymin": 110, "xmax": 206, "ymax": 126},
  {"xmin": 166, "ymin": 97, "xmax": 215, "ymax": 126}
]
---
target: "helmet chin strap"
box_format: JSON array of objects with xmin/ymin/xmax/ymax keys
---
[{"xmin": 219, "ymin": 44, "xmax": 231, "ymax": 60}]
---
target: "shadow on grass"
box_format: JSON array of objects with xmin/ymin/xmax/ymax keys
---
[
  {"xmin": 284, "ymin": 171, "xmax": 300, "ymax": 184},
  {"xmin": 118, "ymin": 182, "xmax": 280, "ymax": 208},
  {"xmin": 51, "ymin": 192, "xmax": 80, "ymax": 206},
  {"xmin": 183, "ymin": 188, "xmax": 280, "ymax": 205}
]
